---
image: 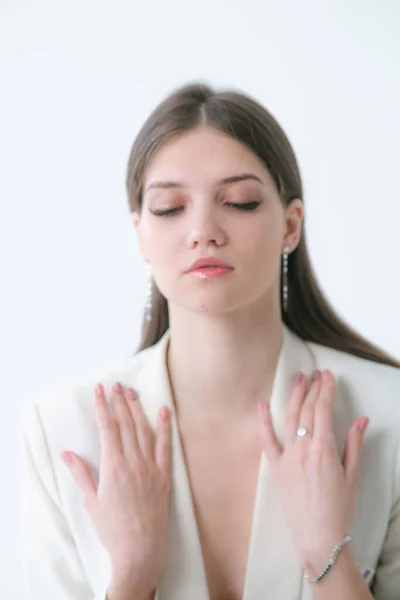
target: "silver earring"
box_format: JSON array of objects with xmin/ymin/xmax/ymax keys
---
[
  {"xmin": 282, "ymin": 246, "xmax": 290, "ymax": 312},
  {"xmin": 145, "ymin": 263, "xmax": 152, "ymax": 323}
]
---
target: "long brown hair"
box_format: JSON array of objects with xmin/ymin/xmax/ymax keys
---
[{"xmin": 125, "ymin": 82, "xmax": 400, "ymax": 368}]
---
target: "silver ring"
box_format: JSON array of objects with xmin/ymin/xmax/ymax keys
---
[{"xmin": 296, "ymin": 427, "xmax": 310, "ymax": 437}]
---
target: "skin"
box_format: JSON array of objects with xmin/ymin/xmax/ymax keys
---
[
  {"xmin": 260, "ymin": 371, "xmax": 372, "ymax": 599},
  {"xmin": 62, "ymin": 125, "xmax": 372, "ymax": 599},
  {"xmin": 133, "ymin": 125, "xmax": 303, "ymax": 425}
]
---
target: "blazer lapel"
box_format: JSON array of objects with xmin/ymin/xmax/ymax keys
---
[
  {"xmin": 138, "ymin": 325, "xmax": 317, "ymax": 600},
  {"xmin": 241, "ymin": 325, "xmax": 316, "ymax": 600}
]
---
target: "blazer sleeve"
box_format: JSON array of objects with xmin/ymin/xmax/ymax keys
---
[
  {"xmin": 20, "ymin": 401, "xmax": 108, "ymax": 600},
  {"xmin": 372, "ymin": 441, "xmax": 400, "ymax": 600}
]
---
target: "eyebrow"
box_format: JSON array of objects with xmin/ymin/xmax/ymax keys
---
[{"xmin": 144, "ymin": 173, "xmax": 264, "ymax": 193}]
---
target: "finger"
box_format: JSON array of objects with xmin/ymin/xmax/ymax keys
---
[
  {"xmin": 110, "ymin": 383, "xmax": 141, "ymax": 460},
  {"xmin": 94, "ymin": 384, "xmax": 124, "ymax": 461},
  {"xmin": 296, "ymin": 370, "xmax": 322, "ymax": 439},
  {"xmin": 284, "ymin": 373, "xmax": 307, "ymax": 443},
  {"xmin": 155, "ymin": 406, "xmax": 172, "ymax": 475},
  {"xmin": 61, "ymin": 452, "xmax": 97, "ymax": 509},
  {"xmin": 124, "ymin": 388, "xmax": 155, "ymax": 460},
  {"xmin": 258, "ymin": 402, "xmax": 281, "ymax": 465},
  {"xmin": 343, "ymin": 417, "xmax": 369, "ymax": 489},
  {"xmin": 313, "ymin": 370, "xmax": 336, "ymax": 442}
]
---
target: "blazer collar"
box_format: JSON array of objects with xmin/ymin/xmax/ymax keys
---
[{"xmin": 140, "ymin": 324, "xmax": 316, "ymax": 600}]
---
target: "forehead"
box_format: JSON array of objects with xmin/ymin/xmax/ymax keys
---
[{"xmin": 143, "ymin": 126, "xmax": 272, "ymax": 192}]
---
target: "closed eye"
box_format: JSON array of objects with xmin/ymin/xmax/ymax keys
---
[
  {"xmin": 151, "ymin": 201, "xmax": 261, "ymax": 217},
  {"xmin": 226, "ymin": 201, "xmax": 261, "ymax": 211}
]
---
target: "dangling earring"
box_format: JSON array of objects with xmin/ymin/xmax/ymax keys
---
[
  {"xmin": 282, "ymin": 246, "xmax": 290, "ymax": 312},
  {"xmin": 145, "ymin": 263, "xmax": 153, "ymax": 323}
]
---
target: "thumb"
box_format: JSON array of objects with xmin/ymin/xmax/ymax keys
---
[
  {"xmin": 60, "ymin": 451, "xmax": 97, "ymax": 508},
  {"xmin": 342, "ymin": 417, "xmax": 369, "ymax": 489}
]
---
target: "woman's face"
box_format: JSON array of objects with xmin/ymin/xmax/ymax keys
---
[{"xmin": 133, "ymin": 126, "xmax": 303, "ymax": 317}]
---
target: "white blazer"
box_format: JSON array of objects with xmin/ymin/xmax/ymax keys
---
[{"xmin": 20, "ymin": 324, "xmax": 400, "ymax": 599}]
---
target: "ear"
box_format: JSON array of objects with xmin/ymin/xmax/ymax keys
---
[
  {"xmin": 283, "ymin": 198, "xmax": 303, "ymax": 251},
  {"xmin": 132, "ymin": 211, "xmax": 146, "ymax": 260}
]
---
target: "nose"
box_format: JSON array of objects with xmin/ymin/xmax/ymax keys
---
[{"xmin": 186, "ymin": 213, "xmax": 227, "ymax": 249}]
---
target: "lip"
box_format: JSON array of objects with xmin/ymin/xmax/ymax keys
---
[{"xmin": 186, "ymin": 257, "xmax": 233, "ymax": 273}]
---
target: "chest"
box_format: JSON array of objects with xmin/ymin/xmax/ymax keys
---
[{"xmin": 178, "ymin": 424, "xmax": 262, "ymax": 600}]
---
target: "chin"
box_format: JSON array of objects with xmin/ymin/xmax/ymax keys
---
[
  {"xmin": 186, "ymin": 292, "xmax": 259, "ymax": 316},
  {"xmin": 164, "ymin": 279, "xmax": 269, "ymax": 315}
]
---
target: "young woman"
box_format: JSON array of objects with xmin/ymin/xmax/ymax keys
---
[{"xmin": 21, "ymin": 83, "xmax": 400, "ymax": 600}]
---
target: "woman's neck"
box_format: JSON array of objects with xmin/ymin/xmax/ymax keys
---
[{"xmin": 166, "ymin": 309, "xmax": 283, "ymax": 425}]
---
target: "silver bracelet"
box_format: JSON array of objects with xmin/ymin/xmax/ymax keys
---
[{"xmin": 304, "ymin": 535, "xmax": 352, "ymax": 584}]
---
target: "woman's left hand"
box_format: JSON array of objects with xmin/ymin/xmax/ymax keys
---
[{"xmin": 258, "ymin": 369, "xmax": 369, "ymax": 575}]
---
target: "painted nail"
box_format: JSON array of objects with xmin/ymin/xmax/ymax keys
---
[
  {"xmin": 292, "ymin": 372, "xmax": 303, "ymax": 385},
  {"xmin": 113, "ymin": 382, "xmax": 123, "ymax": 394},
  {"xmin": 61, "ymin": 452, "xmax": 73, "ymax": 467},
  {"xmin": 126, "ymin": 388, "xmax": 137, "ymax": 401},
  {"xmin": 358, "ymin": 417, "xmax": 369, "ymax": 433},
  {"xmin": 312, "ymin": 370, "xmax": 321, "ymax": 382},
  {"xmin": 160, "ymin": 406, "xmax": 169, "ymax": 421},
  {"xmin": 322, "ymin": 370, "xmax": 331, "ymax": 381}
]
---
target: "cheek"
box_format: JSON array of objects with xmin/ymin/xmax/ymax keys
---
[
  {"xmin": 139, "ymin": 218, "xmax": 171, "ymax": 261},
  {"xmin": 141, "ymin": 228, "xmax": 177, "ymax": 286},
  {"xmin": 242, "ymin": 219, "xmax": 282, "ymax": 258},
  {"xmin": 239, "ymin": 221, "xmax": 284, "ymax": 286}
]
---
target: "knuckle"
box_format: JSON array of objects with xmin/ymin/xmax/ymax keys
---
[
  {"xmin": 134, "ymin": 460, "xmax": 150, "ymax": 480},
  {"xmin": 313, "ymin": 439, "xmax": 335, "ymax": 464},
  {"xmin": 108, "ymin": 457, "xmax": 128, "ymax": 478},
  {"xmin": 104, "ymin": 419, "xmax": 117, "ymax": 434},
  {"xmin": 319, "ymin": 436, "xmax": 337, "ymax": 457}
]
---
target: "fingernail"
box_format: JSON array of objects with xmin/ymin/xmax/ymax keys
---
[
  {"xmin": 358, "ymin": 418, "xmax": 369, "ymax": 433},
  {"xmin": 61, "ymin": 452, "xmax": 73, "ymax": 467},
  {"xmin": 291, "ymin": 372, "xmax": 303, "ymax": 385},
  {"xmin": 312, "ymin": 370, "xmax": 321, "ymax": 382},
  {"xmin": 322, "ymin": 369, "xmax": 332, "ymax": 382},
  {"xmin": 95, "ymin": 384, "xmax": 103, "ymax": 396},
  {"xmin": 160, "ymin": 406, "xmax": 169, "ymax": 421},
  {"xmin": 113, "ymin": 382, "xmax": 123, "ymax": 394},
  {"xmin": 127, "ymin": 388, "xmax": 137, "ymax": 401}
]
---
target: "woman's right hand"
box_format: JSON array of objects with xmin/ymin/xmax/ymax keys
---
[{"xmin": 60, "ymin": 382, "xmax": 172, "ymax": 599}]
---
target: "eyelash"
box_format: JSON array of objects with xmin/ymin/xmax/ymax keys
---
[{"xmin": 151, "ymin": 201, "xmax": 261, "ymax": 217}]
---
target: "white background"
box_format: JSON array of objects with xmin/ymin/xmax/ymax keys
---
[{"xmin": 1, "ymin": 0, "xmax": 399, "ymax": 597}]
